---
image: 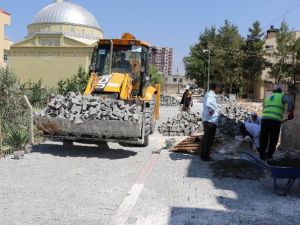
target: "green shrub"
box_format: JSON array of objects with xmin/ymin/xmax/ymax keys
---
[
  {"xmin": 57, "ymin": 66, "xmax": 89, "ymax": 95},
  {"xmin": 0, "ymin": 67, "xmax": 28, "ymax": 147},
  {"xmin": 0, "ymin": 67, "xmax": 27, "ymax": 126},
  {"xmin": 6, "ymin": 126, "xmax": 28, "ymax": 151},
  {"xmin": 21, "ymin": 79, "xmax": 56, "ymax": 109}
]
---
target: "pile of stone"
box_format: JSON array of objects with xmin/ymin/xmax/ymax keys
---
[
  {"xmin": 217, "ymin": 95, "xmax": 251, "ymax": 136},
  {"xmin": 217, "ymin": 95, "xmax": 237, "ymax": 104},
  {"xmin": 158, "ymin": 111, "xmax": 202, "ymax": 136},
  {"xmin": 160, "ymin": 94, "xmax": 180, "ymax": 106},
  {"xmin": 34, "ymin": 92, "xmax": 143, "ymax": 124}
]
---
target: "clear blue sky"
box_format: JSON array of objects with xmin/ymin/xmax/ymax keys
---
[{"xmin": 2, "ymin": 0, "xmax": 300, "ymax": 74}]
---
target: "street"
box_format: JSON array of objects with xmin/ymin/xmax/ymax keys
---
[{"xmin": 0, "ymin": 105, "xmax": 299, "ymax": 225}]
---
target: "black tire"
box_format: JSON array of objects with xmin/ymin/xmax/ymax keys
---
[
  {"xmin": 132, "ymin": 97, "xmax": 156, "ymax": 147},
  {"xmin": 63, "ymin": 140, "xmax": 73, "ymax": 147},
  {"xmin": 97, "ymin": 142, "xmax": 109, "ymax": 149},
  {"xmin": 149, "ymin": 97, "xmax": 156, "ymax": 134},
  {"xmin": 140, "ymin": 109, "xmax": 151, "ymax": 147}
]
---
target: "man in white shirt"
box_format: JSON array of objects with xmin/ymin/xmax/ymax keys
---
[{"xmin": 201, "ymin": 83, "xmax": 220, "ymax": 161}]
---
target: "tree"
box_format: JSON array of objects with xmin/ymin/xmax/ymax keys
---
[
  {"xmin": 268, "ymin": 20, "xmax": 300, "ymax": 83},
  {"xmin": 241, "ymin": 21, "xmax": 265, "ymax": 97},
  {"xmin": 57, "ymin": 66, "xmax": 89, "ymax": 95},
  {"xmin": 183, "ymin": 26, "xmax": 218, "ymax": 89},
  {"xmin": 150, "ymin": 65, "xmax": 164, "ymax": 87},
  {"xmin": 216, "ymin": 20, "xmax": 244, "ymax": 93},
  {"xmin": 184, "ymin": 21, "xmax": 244, "ymax": 93},
  {"xmin": 0, "ymin": 67, "xmax": 28, "ymax": 146}
]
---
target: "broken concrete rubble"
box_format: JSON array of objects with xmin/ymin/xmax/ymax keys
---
[
  {"xmin": 160, "ymin": 94, "xmax": 179, "ymax": 106},
  {"xmin": 158, "ymin": 111, "xmax": 203, "ymax": 136},
  {"xmin": 34, "ymin": 92, "xmax": 143, "ymax": 123},
  {"xmin": 217, "ymin": 95, "xmax": 251, "ymax": 136}
]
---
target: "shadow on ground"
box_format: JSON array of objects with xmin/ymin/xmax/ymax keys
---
[
  {"xmin": 167, "ymin": 206, "xmax": 298, "ymax": 225},
  {"xmin": 168, "ymin": 152, "xmax": 300, "ymax": 225},
  {"xmin": 32, "ymin": 143, "xmax": 137, "ymax": 159}
]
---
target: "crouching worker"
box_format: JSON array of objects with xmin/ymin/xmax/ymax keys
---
[
  {"xmin": 180, "ymin": 86, "xmax": 193, "ymax": 112},
  {"xmin": 240, "ymin": 112, "xmax": 261, "ymax": 151}
]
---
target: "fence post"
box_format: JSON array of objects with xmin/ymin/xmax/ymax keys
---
[
  {"xmin": 0, "ymin": 117, "xmax": 2, "ymax": 157},
  {"xmin": 23, "ymin": 95, "xmax": 34, "ymax": 145}
]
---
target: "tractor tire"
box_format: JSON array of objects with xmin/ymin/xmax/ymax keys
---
[
  {"xmin": 141, "ymin": 109, "xmax": 151, "ymax": 147},
  {"xmin": 149, "ymin": 96, "xmax": 156, "ymax": 134}
]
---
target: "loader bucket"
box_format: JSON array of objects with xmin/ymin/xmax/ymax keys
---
[{"xmin": 34, "ymin": 116, "xmax": 144, "ymax": 144}]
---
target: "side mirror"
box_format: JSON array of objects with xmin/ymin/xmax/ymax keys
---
[{"xmin": 89, "ymin": 64, "xmax": 96, "ymax": 72}]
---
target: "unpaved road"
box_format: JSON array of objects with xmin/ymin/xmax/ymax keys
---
[{"xmin": 1, "ymin": 104, "xmax": 300, "ymax": 225}]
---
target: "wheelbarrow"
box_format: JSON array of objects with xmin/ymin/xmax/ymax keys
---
[{"xmin": 240, "ymin": 151, "xmax": 300, "ymax": 196}]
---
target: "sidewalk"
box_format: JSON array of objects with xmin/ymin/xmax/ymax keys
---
[{"xmin": 125, "ymin": 149, "xmax": 300, "ymax": 225}]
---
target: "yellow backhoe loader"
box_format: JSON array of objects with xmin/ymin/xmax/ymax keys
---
[{"xmin": 34, "ymin": 33, "xmax": 160, "ymax": 146}]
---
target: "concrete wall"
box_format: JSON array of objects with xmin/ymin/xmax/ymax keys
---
[
  {"xmin": 8, "ymin": 45, "xmax": 93, "ymax": 87},
  {"xmin": 0, "ymin": 9, "xmax": 11, "ymax": 67},
  {"xmin": 281, "ymin": 92, "xmax": 300, "ymax": 151},
  {"xmin": 27, "ymin": 23, "xmax": 103, "ymax": 40}
]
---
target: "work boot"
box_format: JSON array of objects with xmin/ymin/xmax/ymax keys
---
[
  {"xmin": 201, "ymin": 157, "xmax": 211, "ymax": 161},
  {"xmin": 243, "ymin": 136, "xmax": 252, "ymax": 143},
  {"xmin": 259, "ymin": 152, "xmax": 266, "ymax": 161},
  {"xmin": 266, "ymin": 154, "xmax": 273, "ymax": 160},
  {"xmin": 252, "ymin": 145, "xmax": 258, "ymax": 152}
]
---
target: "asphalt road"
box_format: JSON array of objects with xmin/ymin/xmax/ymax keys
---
[{"xmin": 0, "ymin": 104, "xmax": 299, "ymax": 225}]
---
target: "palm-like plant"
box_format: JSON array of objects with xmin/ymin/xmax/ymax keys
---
[{"xmin": 6, "ymin": 126, "xmax": 28, "ymax": 151}]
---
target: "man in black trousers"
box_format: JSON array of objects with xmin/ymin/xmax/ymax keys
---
[
  {"xmin": 201, "ymin": 83, "xmax": 220, "ymax": 161},
  {"xmin": 259, "ymin": 84, "xmax": 294, "ymax": 160}
]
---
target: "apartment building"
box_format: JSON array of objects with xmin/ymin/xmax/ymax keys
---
[
  {"xmin": 0, "ymin": 9, "xmax": 11, "ymax": 67},
  {"xmin": 149, "ymin": 46, "xmax": 173, "ymax": 78}
]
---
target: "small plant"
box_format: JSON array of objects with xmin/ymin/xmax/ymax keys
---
[
  {"xmin": 6, "ymin": 126, "xmax": 28, "ymax": 151},
  {"xmin": 57, "ymin": 66, "xmax": 89, "ymax": 95}
]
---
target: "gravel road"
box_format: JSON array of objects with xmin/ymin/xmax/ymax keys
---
[{"xmin": 1, "ymin": 104, "xmax": 299, "ymax": 225}]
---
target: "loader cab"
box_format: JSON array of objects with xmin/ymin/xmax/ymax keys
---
[{"xmin": 89, "ymin": 39, "xmax": 151, "ymax": 97}]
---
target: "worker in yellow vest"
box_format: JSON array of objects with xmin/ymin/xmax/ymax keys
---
[{"xmin": 259, "ymin": 84, "xmax": 294, "ymax": 160}]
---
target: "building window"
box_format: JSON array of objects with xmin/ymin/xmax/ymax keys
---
[
  {"xmin": 265, "ymin": 45, "xmax": 274, "ymax": 50},
  {"xmin": 55, "ymin": 39, "xmax": 60, "ymax": 46},
  {"xmin": 41, "ymin": 39, "xmax": 47, "ymax": 46},
  {"xmin": 173, "ymin": 78, "xmax": 177, "ymax": 82}
]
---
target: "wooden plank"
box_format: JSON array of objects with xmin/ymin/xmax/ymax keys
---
[
  {"xmin": 170, "ymin": 134, "xmax": 203, "ymax": 154},
  {"xmin": 175, "ymin": 144, "xmax": 200, "ymax": 147}
]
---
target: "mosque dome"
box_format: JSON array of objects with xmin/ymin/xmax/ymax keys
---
[
  {"xmin": 30, "ymin": 0, "xmax": 100, "ymax": 30},
  {"xmin": 27, "ymin": 0, "xmax": 103, "ymax": 40}
]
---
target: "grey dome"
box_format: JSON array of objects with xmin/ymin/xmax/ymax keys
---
[{"xmin": 31, "ymin": 1, "xmax": 100, "ymax": 30}]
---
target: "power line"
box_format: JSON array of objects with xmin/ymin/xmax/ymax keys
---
[{"xmin": 264, "ymin": 1, "xmax": 300, "ymax": 30}]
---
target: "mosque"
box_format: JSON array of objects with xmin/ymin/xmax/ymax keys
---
[{"xmin": 7, "ymin": 0, "xmax": 103, "ymax": 87}]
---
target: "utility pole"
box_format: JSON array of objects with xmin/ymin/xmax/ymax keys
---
[
  {"xmin": 203, "ymin": 47, "xmax": 211, "ymax": 91},
  {"xmin": 177, "ymin": 67, "xmax": 180, "ymax": 94},
  {"xmin": 207, "ymin": 47, "xmax": 211, "ymax": 91}
]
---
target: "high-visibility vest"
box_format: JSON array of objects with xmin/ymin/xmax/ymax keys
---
[{"xmin": 262, "ymin": 93, "xmax": 284, "ymax": 121}]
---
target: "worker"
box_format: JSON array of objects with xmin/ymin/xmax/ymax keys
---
[
  {"xmin": 180, "ymin": 86, "xmax": 193, "ymax": 112},
  {"xmin": 201, "ymin": 83, "xmax": 220, "ymax": 161},
  {"xmin": 240, "ymin": 112, "xmax": 261, "ymax": 151},
  {"xmin": 116, "ymin": 52, "xmax": 132, "ymax": 72},
  {"xmin": 259, "ymin": 84, "xmax": 294, "ymax": 160}
]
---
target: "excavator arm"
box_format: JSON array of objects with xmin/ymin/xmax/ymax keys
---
[{"xmin": 84, "ymin": 72, "xmax": 98, "ymax": 95}]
